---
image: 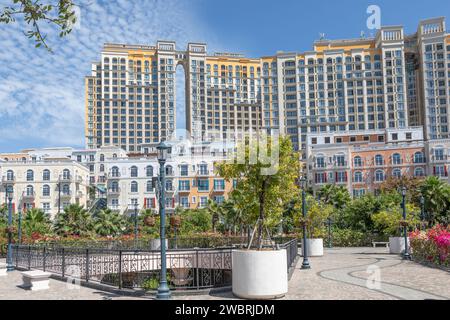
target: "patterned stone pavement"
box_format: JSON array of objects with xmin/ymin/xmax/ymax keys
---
[{"xmin": 0, "ymin": 248, "xmax": 449, "ymax": 300}]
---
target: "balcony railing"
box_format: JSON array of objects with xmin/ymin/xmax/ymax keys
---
[
  {"xmin": 197, "ymin": 170, "xmax": 209, "ymax": 176},
  {"xmin": 58, "ymin": 175, "xmax": 72, "ymax": 182},
  {"xmin": 108, "ymin": 188, "xmax": 121, "ymax": 195},
  {"xmin": 2, "ymin": 176, "xmax": 16, "ymax": 184},
  {"xmin": 60, "ymin": 191, "xmax": 72, "ymax": 198},
  {"xmin": 431, "ymin": 155, "xmax": 448, "ymax": 162},
  {"xmin": 108, "ymin": 172, "xmax": 121, "ymax": 178},
  {"xmin": 22, "ymin": 191, "xmax": 36, "ymax": 199}
]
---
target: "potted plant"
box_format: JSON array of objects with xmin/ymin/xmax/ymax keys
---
[
  {"xmin": 295, "ymin": 197, "xmax": 331, "ymax": 257},
  {"xmin": 217, "ymin": 136, "xmax": 299, "ymax": 299},
  {"xmin": 372, "ymin": 204, "xmax": 420, "ymax": 254}
]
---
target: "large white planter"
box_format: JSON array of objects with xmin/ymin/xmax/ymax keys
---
[
  {"xmin": 389, "ymin": 237, "xmax": 410, "ymax": 254},
  {"xmin": 301, "ymin": 238, "xmax": 324, "ymax": 257},
  {"xmin": 150, "ymin": 239, "xmax": 169, "ymax": 251},
  {"xmin": 0, "ymin": 263, "xmax": 7, "ymax": 277},
  {"xmin": 232, "ymin": 249, "xmax": 288, "ymax": 300}
]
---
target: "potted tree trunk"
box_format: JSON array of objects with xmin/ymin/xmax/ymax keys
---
[
  {"xmin": 217, "ymin": 136, "xmax": 300, "ymax": 300},
  {"xmin": 296, "ymin": 198, "xmax": 331, "ymax": 257},
  {"xmin": 372, "ymin": 203, "xmax": 420, "ymax": 254}
]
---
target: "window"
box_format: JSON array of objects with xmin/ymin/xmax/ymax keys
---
[
  {"xmin": 434, "ymin": 148, "xmax": 445, "ymax": 161},
  {"xmin": 179, "ymin": 180, "xmax": 190, "ymax": 191},
  {"xmin": 130, "ymin": 181, "xmax": 138, "ymax": 193},
  {"xmin": 316, "ymin": 156, "xmax": 325, "ymax": 168},
  {"xmin": 414, "ymin": 152, "xmax": 424, "ymax": 163},
  {"xmin": 43, "ymin": 169, "xmax": 50, "ymax": 181},
  {"xmin": 197, "ymin": 179, "xmax": 209, "ymax": 192},
  {"xmin": 62, "ymin": 169, "xmax": 70, "ymax": 180},
  {"xmin": 166, "ymin": 165, "xmax": 173, "ymax": 176},
  {"xmin": 354, "ymin": 171, "xmax": 363, "ymax": 183},
  {"xmin": 375, "ymin": 170, "xmax": 385, "ymax": 182},
  {"xmin": 26, "ymin": 185, "xmax": 34, "ymax": 196},
  {"xmin": 311, "ymin": 138, "xmax": 317, "ymax": 145},
  {"xmin": 353, "ymin": 189, "xmax": 365, "ymax": 197},
  {"xmin": 130, "ymin": 166, "xmax": 138, "ymax": 177},
  {"xmin": 375, "ymin": 155, "xmax": 384, "ymax": 166},
  {"xmin": 62, "ymin": 184, "xmax": 70, "ymax": 195},
  {"xmin": 213, "ymin": 179, "xmax": 225, "ymax": 191},
  {"xmin": 199, "ymin": 197, "xmax": 208, "ymax": 208},
  {"xmin": 100, "ymin": 154, "xmax": 105, "ymax": 162},
  {"xmin": 146, "ymin": 180, "xmax": 153, "ymax": 192},
  {"xmin": 165, "ymin": 180, "xmax": 173, "ymax": 191},
  {"xmin": 199, "ymin": 164, "xmax": 208, "ymax": 175},
  {"xmin": 42, "ymin": 203, "xmax": 50, "ymax": 213},
  {"xmin": 111, "ymin": 166, "xmax": 120, "ymax": 177},
  {"xmin": 180, "ymin": 164, "xmax": 189, "ymax": 176},
  {"xmin": 406, "ymin": 132, "xmax": 412, "ymax": 140},
  {"xmin": 42, "ymin": 185, "xmax": 50, "ymax": 197},
  {"xmin": 6, "ymin": 170, "xmax": 14, "ymax": 181},
  {"xmin": 414, "ymin": 168, "xmax": 425, "ymax": 177},
  {"xmin": 335, "ymin": 154, "xmax": 346, "ymax": 167},
  {"xmin": 180, "ymin": 197, "xmax": 189, "ymax": 208},
  {"xmin": 26, "ymin": 170, "xmax": 34, "ymax": 181},
  {"xmin": 146, "ymin": 166, "xmax": 153, "ymax": 177},
  {"xmin": 354, "ymin": 156, "xmax": 362, "ymax": 167},
  {"xmin": 392, "ymin": 168, "xmax": 402, "ymax": 178},
  {"xmin": 392, "ymin": 153, "xmax": 402, "ymax": 165}
]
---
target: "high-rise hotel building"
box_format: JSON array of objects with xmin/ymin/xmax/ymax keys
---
[{"xmin": 85, "ymin": 17, "xmax": 449, "ymax": 156}]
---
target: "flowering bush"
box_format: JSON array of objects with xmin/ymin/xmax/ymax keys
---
[{"xmin": 409, "ymin": 225, "xmax": 450, "ymax": 268}]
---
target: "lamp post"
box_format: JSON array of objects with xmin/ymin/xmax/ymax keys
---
[
  {"xmin": 420, "ymin": 195, "xmax": 425, "ymax": 230},
  {"xmin": 300, "ymin": 177, "xmax": 310, "ymax": 269},
  {"xmin": 18, "ymin": 207, "xmax": 22, "ymax": 245},
  {"xmin": 6, "ymin": 192, "xmax": 14, "ymax": 272},
  {"xmin": 327, "ymin": 217, "xmax": 332, "ymax": 248},
  {"xmin": 156, "ymin": 141, "xmax": 171, "ymax": 300},
  {"xmin": 401, "ymin": 187, "xmax": 411, "ymax": 260},
  {"xmin": 134, "ymin": 202, "xmax": 139, "ymax": 247}
]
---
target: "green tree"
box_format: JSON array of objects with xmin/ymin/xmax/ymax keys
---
[
  {"xmin": 22, "ymin": 208, "xmax": 53, "ymax": 238},
  {"xmin": 217, "ymin": 136, "xmax": 300, "ymax": 248},
  {"xmin": 372, "ymin": 203, "xmax": 421, "ymax": 237},
  {"xmin": 419, "ymin": 176, "xmax": 450, "ymax": 225},
  {"xmin": 177, "ymin": 208, "xmax": 212, "ymax": 235},
  {"xmin": 53, "ymin": 204, "xmax": 93, "ymax": 237},
  {"xmin": 0, "ymin": 0, "xmax": 78, "ymax": 51},
  {"xmin": 318, "ymin": 185, "xmax": 351, "ymax": 210},
  {"xmin": 93, "ymin": 209, "xmax": 126, "ymax": 237}
]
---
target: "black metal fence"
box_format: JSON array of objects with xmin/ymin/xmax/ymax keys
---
[
  {"xmin": 12, "ymin": 245, "xmax": 233, "ymax": 291},
  {"xmin": 11, "ymin": 237, "xmax": 298, "ymax": 293}
]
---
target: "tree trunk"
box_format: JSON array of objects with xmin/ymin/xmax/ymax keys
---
[{"xmin": 258, "ymin": 179, "xmax": 267, "ymax": 250}]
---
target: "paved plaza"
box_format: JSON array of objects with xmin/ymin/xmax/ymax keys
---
[{"xmin": 1, "ymin": 247, "xmax": 449, "ymax": 300}]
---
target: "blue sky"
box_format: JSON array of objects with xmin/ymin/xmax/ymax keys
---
[{"xmin": 0, "ymin": 0, "xmax": 448, "ymax": 152}]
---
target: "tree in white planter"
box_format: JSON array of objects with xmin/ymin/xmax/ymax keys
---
[
  {"xmin": 295, "ymin": 196, "xmax": 333, "ymax": 257},
  {"xmin": 217, "ymin": 136, "xmax": 300, "ymax": 299},
  {"xmin": 372, "ymin": 202, "xmax": 420, "ymax": 254}
]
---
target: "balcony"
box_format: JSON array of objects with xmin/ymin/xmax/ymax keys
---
[
  {"xmin": 2, "ymin": 176, "xmax": 16, "ymax": 184},
  {"xmin": 60, "ymin": 191, "xmax": 72, "ymax": 199},
  {"xmin": 108, "ymin": 188, "xmax": 121, "ymax": 196},
  {"xmin": 58, "ymin": 175, "xmax": 72, "ymax": 183},
  {"xmin": 108, "ymin": 172, "xmax": 121, "ymax": 179},
  {"xmin": 109, "ymin": 205, "xmax": 121, "ymax": 212},
  {"xmin": 197, "ymin": 170, "xmax": 210, "ymax": 176},
  {"xmin": 431, "ymin": 155, "xmax": 448, "ymax": 162},
  {"xmin": 22, "ymin": 191, "xmax": 35, "ymax": 200}
]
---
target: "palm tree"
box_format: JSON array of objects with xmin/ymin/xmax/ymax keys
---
[
  {"xmin": 318, "ymin": 185, "xmax": 351, "ymax": 210},
  {"xmin": 22, "ymin": 208, "xmax": 52, "ymax": 238},
  {"xmin": 93, "ymin": 209, "xmax": 126, "ymax": 237},
  {"xmin": 53, "ymin": 204, "xmax": 93, "ymax": 237},
  {"xmin": 206, "ymin": 200, "xmax": 223, "ymax": 233},
  {"xmin": 419, "ymin": 176, "xmax": 450, "ymax": 225}
]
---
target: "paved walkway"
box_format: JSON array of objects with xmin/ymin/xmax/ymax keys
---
[{"xmin": 1, "ymin": 248, "xmax": 449, "ymax": 300}]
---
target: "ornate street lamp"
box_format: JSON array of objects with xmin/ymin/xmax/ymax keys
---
[
  {"xmin": 420, "ymin": 195, "xmax": 425, "ymax": 230},
  {"xmin": 133, "ymin": 202, "xmax": 139, "ymax": 247},
  {"xmin": 156, "ymin": 141, "xmax": 171, "ymax": 300},
  {"xmin": 401, "ymin": 187, "xmax": 411, "ymax": 260},
  {"xmin": 6, "ymin": 191, "xmax": 14, "ymax": 272},
  {"xmin": 300, "ymin": 176, "xmax": 310, "ymax": 269}
]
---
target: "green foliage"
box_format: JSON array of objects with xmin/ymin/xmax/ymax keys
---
[
  {"xmin": 318, "ymin": 185, "xmax": 351, "ymax": 210},
  {"xmin": 53, "ymin": 204, "xmax": 93, "ymax": 237},
  {"xmin": 93, "ymin": 209, "xmax": 127, "ymax": 237},
  {"xmin": 22, "ymin": 208, "xmax": 53, "ymax": 238},
  {"xmin": 177, "ymin": 208, "xmax": 212, "ymax": 236},
  {"xmin": 0, "ymin": 0, "xmax": 78, "ymax": 51},
  {"xmin": 142, "ymin": 273, "xmax": 172, "ymax": 291},
  {"xmin": 293, "ymin": 195, "xmax": 332, "ymax": 238},
  {"xmin": 217, "ymin": 136, "xmax": 300, "ymax": 245},
  {"xmin": 372, "ymin": 203, "xmax": 421, "ymax": 237},
  {"xmin": 419, "ymin": 176, "xmax": 450, "ymax": 225}
]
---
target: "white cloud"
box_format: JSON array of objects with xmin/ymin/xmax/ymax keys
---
[{"xmin": 0, "ymin": 0, "xmax": 219, "ymax": 152}]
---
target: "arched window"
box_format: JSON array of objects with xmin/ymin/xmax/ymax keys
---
[
  {"xmin": 326, "ymin": 58, "xmax": 333, "ymax": 65},
  {"xmin": 375, "ymin": 154, "xmax": 384, "ymax": 166},
  {"xmin": 100, "ymin": 164, "xmax": 105, "ymax": 172},
  {"xmin": 111, "ymin": 166, "xmax": 120, "ymax": 177},
  {"xmin": 308, "ymin": 58, "xmax": 314, "ymax": 65},
  {"xmin": 112, "ymin": 153, "xmax": 117, "ymax": 159},
  {"xmin": 62, "ymin": 184, "xmax": 70, "ymax": 195},
  {"xmin": 43, "ymin": 169, "xmax": 50, "ymax": 181},
  {"xmin": 104, "ymin": 57, "xmax": 109, "ymax": 63},
  {"xmin": 62, "ymin": 169, "xmax": 70, "ymax": 180},
  {"xmin": 100, "ymin": 154, "xmax": 105, "ymax": 162},
  {"xmin": 316, "ymin": 156, "xmax": 325, "ymax": 168},
  {"xmin": 26, "ymin": 185, "xmax": 34, "ymax": 196},
  {"xmin": 26, "ymin": 170, "xmax": 34, "ymax": 181},
  {"xmin": 392, "ymin": 168, "xmax": 402, "ymax": 178},
  {"xmin": 414, "ymin": 152, "xmax": 424, "ymax": 164},
  {"xmin": 130, "ymin": 166, "xmax": 138, "ymax": 177},
  {"xmin": 336, "ymin": 57, "xmax": 342, "ymax": 64},
  {"xmin": 130, "ymin": 181, "xmax": 138, "ymax": 193},
  {"xmin": 166, "ymin": 165, "xmax": 173, "ymax": 176},
  {"xmin": 42, "ymin": 185, "xmax": 50, "ymax": 197},
  {"xmin": 414, "ymin": 168, "xmax": 425, "ymax": 177},
  {"xmin": 392, "ymin": 153, "xmax": 402, "ymax": 165},
  {"xmin": 353, "ymin": 156, "xmax": 362, "ymax": 167},
  {"xmin": 354, "ymin": 171, "xmax": 363, "ymax": 183},
  {"xmin": 146, "ymin": 180, "xmax": 153, "ymax": 192},
  {"xmin": 6, "ymin": 170, "xmax": 14, "ymax": 181},
  {"xmin": 110, "ymin": 181, "xmax": 119, "ymax": 192},
  {"xmin": 355, "ymin": 55, "xmax": 362, "ymax": 62},
  {"xmin": 375, "ymin": 170, "xmax": 385, "ymax": 182},
  {"xmin": 146, "ymin": 166, "xmax": 153, "ymax": 177},
  {"xmin": 166, "ymin": 180, "xmax": 173, "ymax": 191}
]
